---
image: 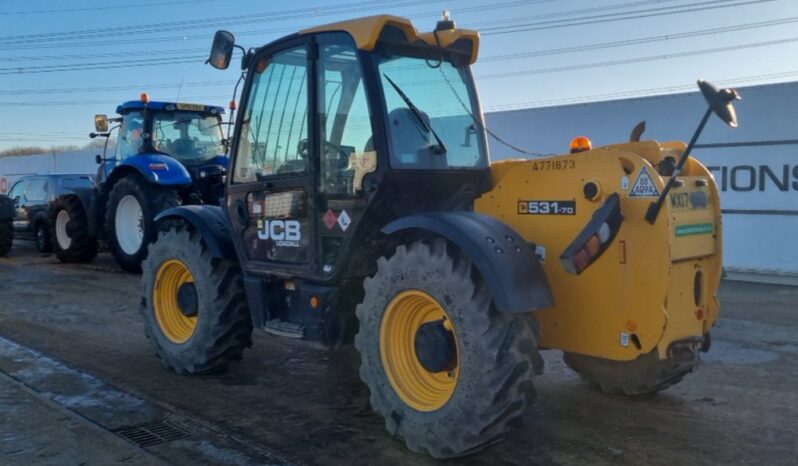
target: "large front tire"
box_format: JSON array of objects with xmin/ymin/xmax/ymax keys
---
[
  {"xmin": 355, "ymin": 240, "xmax": 539, "ymax": 459},
  {"xmin": 50, "ymin": 197, "xmax": 97, "ymax": 263},
  {"xmin": 140, "ymin": 226, "xmax": 252, "ymax": 374},
  {"xmin": 106, "ymin": 176, "xmax": 180, "ymax": 273},
  {"xmin": 0, "ymin": 219, "xmax": 12, "ymax": 257},
  {"xmin": 563, "ymin": 351, "xmax": 695, "ymax": 396}
]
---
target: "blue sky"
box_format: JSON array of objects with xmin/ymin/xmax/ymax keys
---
[{"xmin": 0, "ymin": 0, "xmax": 797, "ymax": 150}]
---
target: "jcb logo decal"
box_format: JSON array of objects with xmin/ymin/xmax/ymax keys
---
[{"xmin": 257, "ymin": 220, "xmax": 301, "ymax": 247}]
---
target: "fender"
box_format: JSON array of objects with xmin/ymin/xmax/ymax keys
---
[
  {"xmin": 382, "ymin": 211, "xmax": 554, "ymax": 313},
  {"xmin": 117, "ymin": 153, "xmax": 192, "ymax": 186},
  {"xmin": 0, "ymin": 195, "xmax": 14, "ymax": 220},
  {"xmin": 154, "ymin": 205, "xmax": 237, "ymax": 260}
]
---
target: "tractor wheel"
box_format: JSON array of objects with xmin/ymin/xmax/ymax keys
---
[
  {"xmin": 355, "ymin": 240, "xmax": 539, "ymax": 459},
  {"xmin": 50, "ymin": 197, "xmax": 97, "ymax": 263},
  {"xmin": 34, "ymin": 221, "xmax": 52, "ymax": 253},
  {"xmin": 106, "ymin": 176, "xmax": 180, "ymax": 273},
  {"xmin": 140, "ymin": 226, "xmax": 252, "ymax": 374},
  {"xmin": 563, "ymin": 350, "xmax": 695, "ymax": 396},
  {"xmin": 0, "ymin": 219, "xmax": 12, "ymax": 257}
]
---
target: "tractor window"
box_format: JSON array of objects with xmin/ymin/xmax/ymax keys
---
[
  {"xmin": 377, "ymin": 54, "xmax": 487, "ymax": 170},
  {"xmin": 116, "ymin": 113, "xmax": 146, "ymax": 160},
  {"xmin": 317, "ymin": 34, "xmax": 376, "ymax": 196},
  {"xmin": 234, "ymin": 46, "xmax": 310, "ymax": 183},
  {"xmin": 152, "ymin": 112, "xmax": 224, "ymax": 162}
]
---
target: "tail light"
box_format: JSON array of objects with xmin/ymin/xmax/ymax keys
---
[{"xmin": 560, "ymin": 193, "xmax": 623, "ymax": 274}]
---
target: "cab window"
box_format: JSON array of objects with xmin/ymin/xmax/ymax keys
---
[
  {"xmin": 115, "ymin": 112, "xmax": 146, "ymax": 160},
  {"xmin": 317, "ymin": 33, "xmax": 376, "ymax": 196},
  {"xmin": 234, "ymin": 46, "xmax": 309, "ymax": 183}
]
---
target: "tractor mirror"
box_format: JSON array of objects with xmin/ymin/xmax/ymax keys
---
[
  {"xmin": 94, "ymin": 114, "xmax": 109, "ymax": 132},
  {"xmin": 698, "ymin": 80, "xmax": 741, "ymax": 128},
  {"xmin": 209, "ymin": 30, "xmax": 235, "ymax": 70},
  {"xmin": 95, "ymin": 154, "xmax": 102, "ymax": 164}
]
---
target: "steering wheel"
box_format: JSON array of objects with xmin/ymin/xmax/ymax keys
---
[{"xmin": 297, "ymin": 138, "xmax": 350, "ymax": 166}]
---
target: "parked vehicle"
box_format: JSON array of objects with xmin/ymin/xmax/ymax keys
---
[
  {"xmin": 5, "ymin": 174, "xmax": 94, "ymax": 253},
  {"xmin": 51, "ymin": 97, "xmax": 228, "ymax": 272}
]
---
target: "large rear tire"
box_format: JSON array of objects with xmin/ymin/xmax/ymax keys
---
[
  {"xmin": 50, "ymin": 196, "xmax": 97, "ymax": 263},
  {"xmin": 106, "ymin": 176, "xmax": 180, "ymax": 273},
  {"xmin": 0, "ymin": 219, "xmax": 12, "ymax": 257},
  {"xmin": 563, "ymin": 350, "xmax": 695, "ymax": 396},
  {"xmin": 140, "ymin": 226, "xmax": 253, "ymax": 374},
  {"xmin": 355, "ymin": 240, "xmax": 539, "ymax": 459}
]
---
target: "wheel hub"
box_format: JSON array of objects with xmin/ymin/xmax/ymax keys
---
[
  {"xmin": 379, "ymin": 290, "xmax": 460, "ymax": 412},
  {"xmin": 177, "ymin": 282, "xmax": 198, "ymax": 317},
  {"xmin": 414, "ymin": 320, "xmax": 457, "ymax": 373}
]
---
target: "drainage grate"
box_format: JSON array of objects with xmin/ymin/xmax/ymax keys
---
[{"xmin": 113, "ymin": 420, "xmax": 190, "ymax": 447}]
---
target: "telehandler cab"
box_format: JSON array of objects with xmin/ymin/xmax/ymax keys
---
[{"xmin": 140, "ymin": 14, "xmax": 738, "ymax": 458}]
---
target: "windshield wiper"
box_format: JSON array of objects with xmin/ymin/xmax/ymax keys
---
[{"xmin": 383, "ymin": 74, "xmax": 447, "ymax": 155}]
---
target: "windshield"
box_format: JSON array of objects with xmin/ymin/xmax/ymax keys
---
[
  {"xmin": 152, "ymin": 112, "xmax": 225, "ymax": 163},
  {"xmin": 378, "ymin": 54, "xmax": 486, "ymax": 170}
]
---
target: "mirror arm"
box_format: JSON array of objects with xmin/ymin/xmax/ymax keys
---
[{"xmin": 645, "ymin": 106, "xmax": 712, "ymax": 225}]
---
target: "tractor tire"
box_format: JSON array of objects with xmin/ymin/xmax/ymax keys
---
[
  {"xmin": 50, "ymin": 196, "xmax": 97, "ymax": 263},
  {"xmin": 355, "ymin": 240, "xmax": 540, "ymax": 459},
  {"xmin": 106, "ymin": 176, "xmax": 180, "ymax": 273},
  {"xmin": 34, "ymin": 220, "xmax": 52, "ymax": 253},
  {"xmin": 0, "ymin": 219, "xmax": 12, "ymax": 257},
  {"xmin": 140, "ymin": 226, "xmax": 252, "ymax": 374},
  {"xmin": 563, "ymin": 350, "xmax": 695, "ymax": 396}
]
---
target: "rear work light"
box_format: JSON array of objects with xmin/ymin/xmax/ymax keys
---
[{"xmin": 560, "ymin": 193, "xmax": 623, "ymax": 274}]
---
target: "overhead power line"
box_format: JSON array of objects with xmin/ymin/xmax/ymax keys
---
[
  {"xmin": 484, "ymin": 69, "xmax": 798, "ymax": 111},
  {"xmin": 482, "ymin": 0, "xmax": 776, "ymax": 35},
  {"xmin": 0, "ymin": 0, "xmax": 219, "ymax": 16},
  {"xmin": 478, "ymin": 35, "xmax": 798, "ymax": 80}
]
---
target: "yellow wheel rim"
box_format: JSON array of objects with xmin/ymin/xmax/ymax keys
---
[
  {"xmin": 380, "ymin": 290, "xmax": 459, "ymax": 412},
  {"xmin": 153, "ymin": 259, "xmax": 198, "ymax": 344}
]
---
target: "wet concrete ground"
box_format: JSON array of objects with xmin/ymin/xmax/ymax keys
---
[{"xmin": 1, "ymin": 239, "xmax": 796, "ymax": 465}]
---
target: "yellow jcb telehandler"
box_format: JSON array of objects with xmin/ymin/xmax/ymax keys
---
[{"xmin": 138, "ymin": 13, "xmax": 737, "ymax": 458}]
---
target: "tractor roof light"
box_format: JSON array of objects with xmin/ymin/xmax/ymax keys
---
[
  {"xmin": 560, "ymin": 193, "xmax": 624, "ymax": 275},
  {"xmin": 570, "ymin": 136, "xmax": 592, "ymax": 153},
  {"xmin": 140, "ymin": 92, "xmax": 150, "ymax": 104}
]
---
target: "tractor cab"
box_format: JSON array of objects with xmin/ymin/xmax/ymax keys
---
[
  {"xmin": 94, "ymin": 97, "xmax": 227, "ymax": 203},
  {"xmin": 211, "ymin": 15, "xmax": 491, "ymax": 281}
]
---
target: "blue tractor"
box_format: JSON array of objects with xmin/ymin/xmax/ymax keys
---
[{"xmin": 51, "ymin": 94, "xmax": 228, "ymax": 272}]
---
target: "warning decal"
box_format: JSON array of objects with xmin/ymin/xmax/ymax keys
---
[{"xmin": 629, "ymin": 166, "xmax": 660, "ymax": 197}]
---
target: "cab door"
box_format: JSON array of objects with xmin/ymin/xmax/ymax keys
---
[
  {"xmin": 226, "ymin": 40, "xmax": 317, "ymax": 274},
  {"xmin": 314, "ymin": 33, "xmax": 379, "ymax": 276}
]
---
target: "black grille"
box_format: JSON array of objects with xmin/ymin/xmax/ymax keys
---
[{"xmin": 113, "ymin": 420, "xmax": 190, "ymax": 447}]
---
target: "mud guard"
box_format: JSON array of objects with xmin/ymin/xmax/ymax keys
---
[
  {"xmin": 381, "ymin": 211, "xmax": 554, "ymax": 313},
  {"xmin": 116, "ymin": 153, "xmax": 193, "ymax": 186},
  {"xmin": 155, "ymin": 205, "xmax": 237, "ymax": 260}
]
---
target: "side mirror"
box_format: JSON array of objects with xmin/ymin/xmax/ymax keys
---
[
  {"xmin": 95, "ymin": 114, "xmax": 109, "ymax": 132},
  {"xmin": 208, "ymin": 30, "xmax": 235, "ymax": 70},
  {"xmin": 95, "ymin": 154, "xmax": 102, "ymax": 164},
  {"xmin": 698, "ymin": 80, "xmax": 741, "ymax": 128}
]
